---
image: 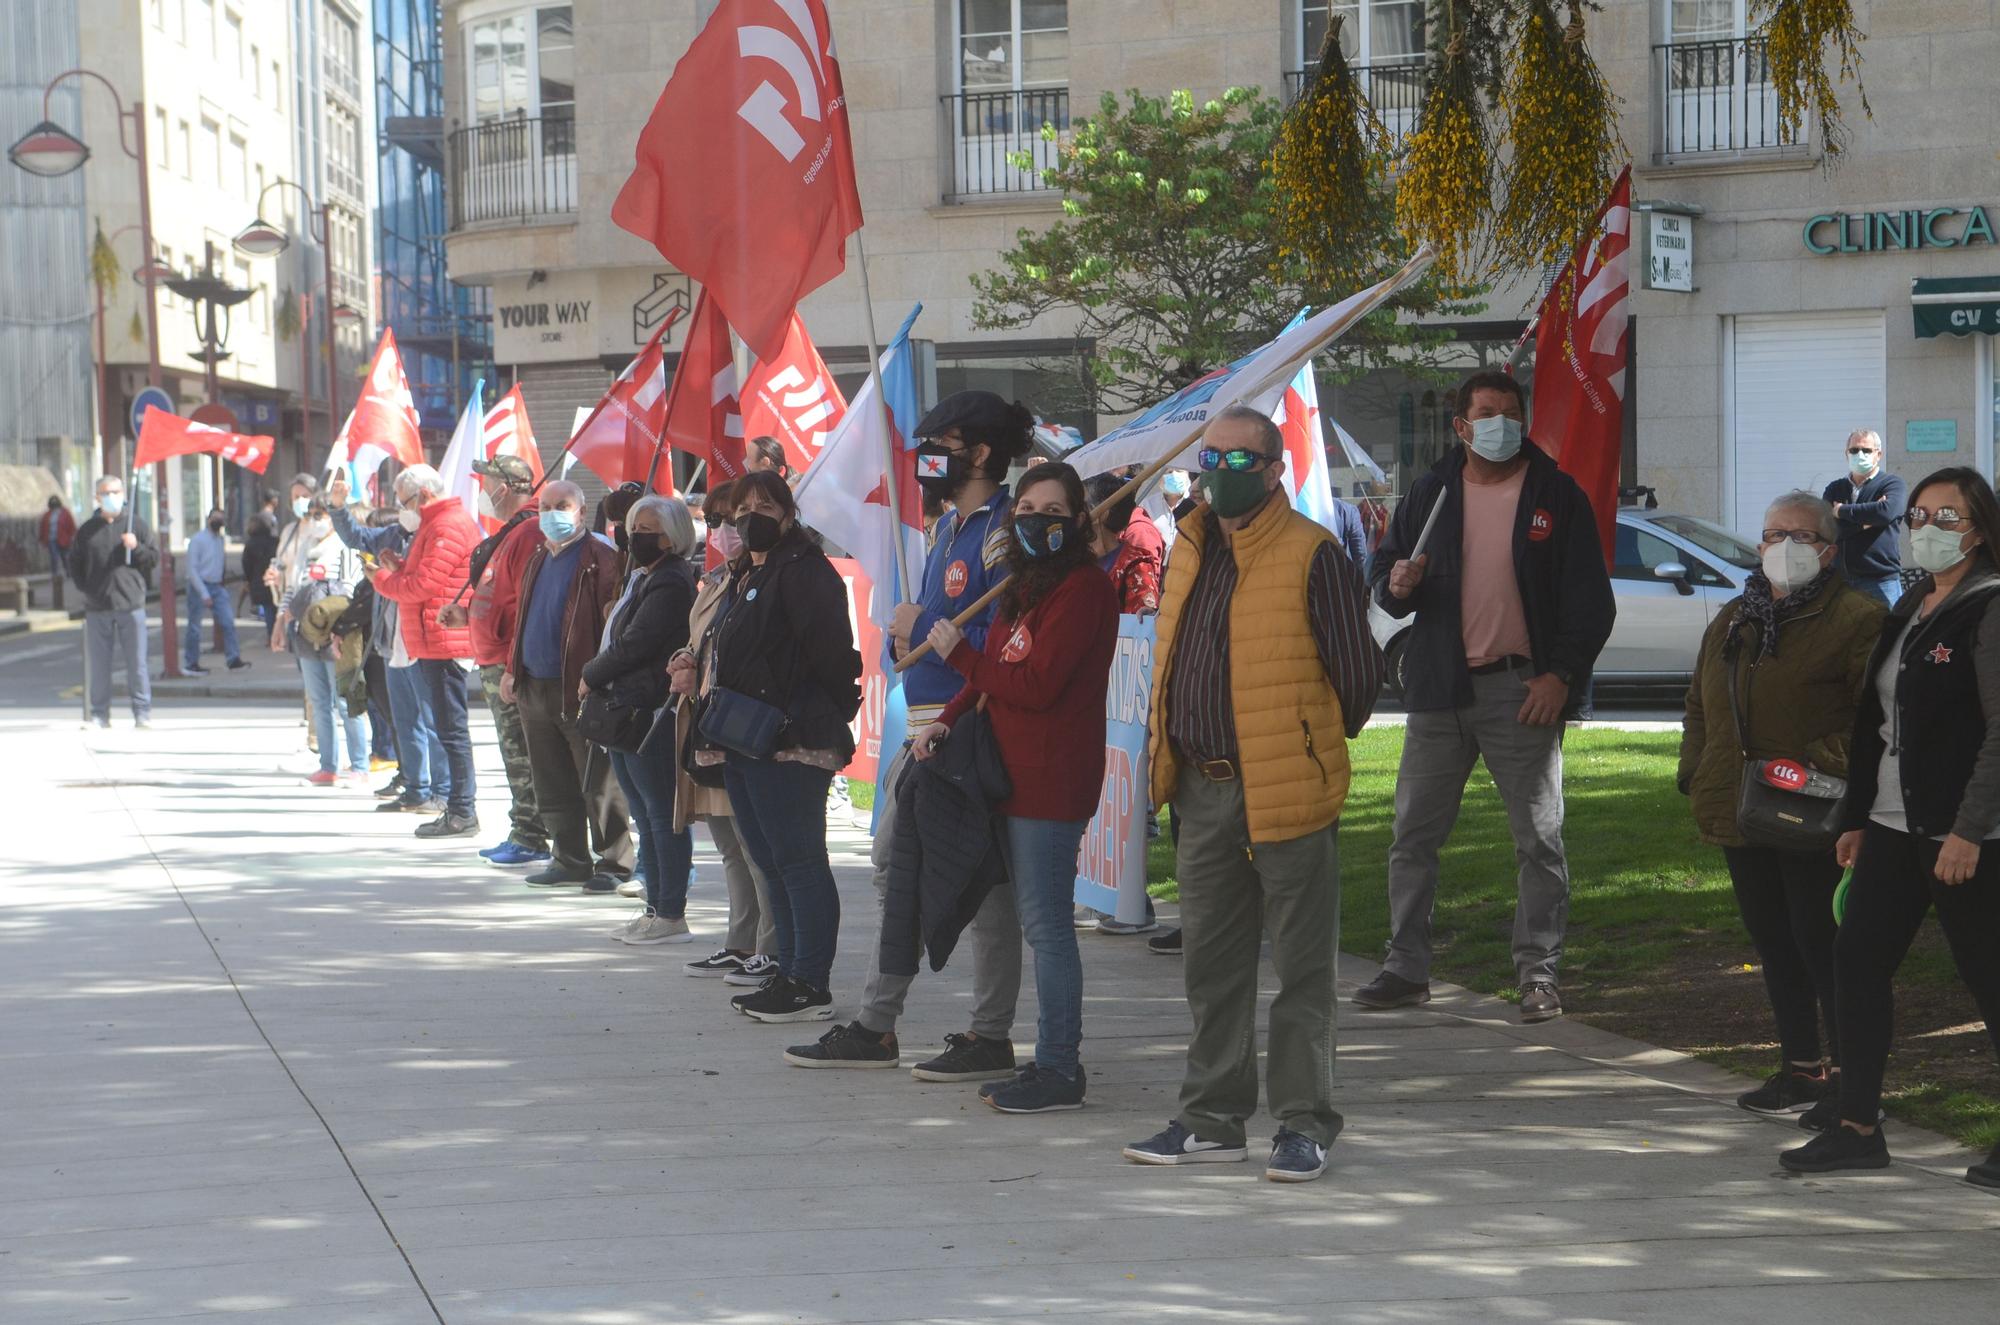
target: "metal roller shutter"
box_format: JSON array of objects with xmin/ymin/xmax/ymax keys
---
[{"xmin": 1731, "ymin": 311, "xmax": 1885, "ymax": 537}]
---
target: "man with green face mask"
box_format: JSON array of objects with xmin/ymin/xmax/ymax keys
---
[
  {"xmin": 1359, "ymin": 371, "xmax": 1615, "ymax": 1026},
  {"xmin": 1123, "ymin": 404, "xmax": 1384, "ymax": 1184}
]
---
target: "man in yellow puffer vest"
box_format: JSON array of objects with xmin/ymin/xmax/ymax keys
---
[{"xmin": 1121, "ymin": 405, "xmax": 1385, "ymax": 1184}]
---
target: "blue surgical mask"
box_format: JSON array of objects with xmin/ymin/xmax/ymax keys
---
[
  {"xmin": 539, "ymin": 509, "xmax": 578, "ymax": 543},
  {"xmin": 1162, "ymin": 471, "xmax": 1190, "ymax": 500},
  {"xmin": 292, "ymin": 497, "xmax": 311, "ymax": 519},
  {"xmin": 99, "ymin": 492, "xmax": 125, "ymax": 517},
  {"xmin": 1468, "ymin": 415, "xmax": 1524, "ymax": 464}
]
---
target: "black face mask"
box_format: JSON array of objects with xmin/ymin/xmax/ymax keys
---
[
  {"xmin": 914, "ymin": 443, "xmax": 976, "ymax": 501},
  {"xmin": 1013, "ymin": 512, "xmax": 1076, "ymax": 560},
  {"xmin": 735, "ymin": 511, "xmax": 784, "ymax": 553},
  {"xmin": 612, "ymin": 525, "xmax": 629, "ymax": 553},
  {"xmin": 206, "ymin": 518, "xmax": 225, "ymax": 533},
  {"xmin": 628, "ymin": 531, "xmax": 666, "ymax": 566}
]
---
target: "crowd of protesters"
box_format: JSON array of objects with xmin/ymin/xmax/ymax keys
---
[{"xmin": 66, "ymin": 374, "xmax": 1999, "ymax": 1194}]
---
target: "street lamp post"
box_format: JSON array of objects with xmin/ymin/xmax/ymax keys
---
[
  {"xmin": 10, "ymin": 68, "xmax": 177, "ymax": 676},
  {"xmin": 235, "ymin": 181, "xmax": 343, "ymax": 454}
]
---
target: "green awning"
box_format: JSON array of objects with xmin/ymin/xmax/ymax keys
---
[{"xmin": 1913, "ymin": 276, "xmax": 2000, "ymax": 339}]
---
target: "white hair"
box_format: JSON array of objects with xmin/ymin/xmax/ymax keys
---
[
  {"xmin": 540, "ymin": 478, "xmax": 584, "ymax": 509},
  {"xmin": 1847, "ymin": 428, "xmax": 1883, "ymax": 450},
  {"xmin": 396, "ymin": 464, "xmax": 445, "ymax": 499},
  {"xmin": 94, "ymin": 474, "xmax": 123, "ymax": 493},
  {"xmin": 631, "ymin": 494, "xmax": 697, "ymax": 560},
  {"xmin": 1764, "ymin": 490, "xmax": 1839, "ymax": 544}
]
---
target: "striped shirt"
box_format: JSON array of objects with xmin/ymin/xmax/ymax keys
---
[{"xmin": 1165, "ymin": 514, "xmax": 1384, "ymax": 765}]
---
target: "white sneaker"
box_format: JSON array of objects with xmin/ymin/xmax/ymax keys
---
[
  {"xmin": 724, "ymin": 953, "xmax": 780, "ymax": 985},
  {"xmin": 617, "ymin": 877, "xmax": 644, "ymax": 898},
  {"xmin": 620, "ymin": 915, "xmax": 693, "ymax": 946}
]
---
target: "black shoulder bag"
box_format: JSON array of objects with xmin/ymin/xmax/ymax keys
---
[{"xmin": 1728, "ymin": 645, "xmax": 1848, "ymax": 851}]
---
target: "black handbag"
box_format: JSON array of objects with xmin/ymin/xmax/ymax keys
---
[
  {"xmin": 697, "ymin": 685, "xmax": 789, "ymax": 760},
  {"xmin": 1728, "ymin": 648, "xmax": 1847, "ymax": 851},
  {"xmin": 577, "ymin": 688, "xmax": 655, "ymax": 755}
]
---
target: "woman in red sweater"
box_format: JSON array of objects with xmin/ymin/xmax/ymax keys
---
[{"xmin": 917, "ymin": 462, "xmax": 1119, "ymax": 1113}]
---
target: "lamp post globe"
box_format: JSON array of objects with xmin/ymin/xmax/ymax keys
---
[
  {"xmin": 6, "ymin": 120, "xmax": 89, "ymax": 177},
  {"xmin": 231, "ymin": 218, "xmax": 289, "ymax": 259}
]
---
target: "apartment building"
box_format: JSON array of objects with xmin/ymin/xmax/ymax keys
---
[{"xmin": 437, "ymin": 1, "xmax": 2000, "ymax": 538}]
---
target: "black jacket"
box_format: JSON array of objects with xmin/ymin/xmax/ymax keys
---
[
  {"xmin": 879, "ymin": 712, "xmax": 1013, "ymax": 977},
  {"xmin": 69, "ymin": 512, "xmax": 158, "ymax": 612},
  {"xmin": 1369, "ymin": 442, "xmax": 1615, "ymax": 713},
  {"xmin": 709, "ymin": 525, "xmax": 862, "ymax": 759},
  {"xmin": 582, "ymin": 557, "xmax": 698, "ymax": 713},
  {"xmin": 1842, "ymin": 568, "xmax": 2000, "ymax": 840},
  {"xmin": 1821, "ymin": 471, "xmax": 1906, "ymax": 581}
]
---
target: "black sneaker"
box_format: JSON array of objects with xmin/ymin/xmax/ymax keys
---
[
  {"xmin": 226, "ymin": 658, "xmax": 252, "ymax": 671},
  {"xmin": 1780, "ymin": 1124, "xmax": 1891, "ymax": 1173},
  {"xmin": 581, "ymin": 873, "xmax": 625, "ymax": 894},
  {"xmin": 1148, "ymin": 927, "xmax": 1183, "ymax": 956},
  {"xmin": 910, "ymin": 1031, "xmax": 1016, "ymax": 1083},
  {"xmin": 183, "ymin": 663, "xmax": 210, "ymax": 676},
  {"xmin": 1969, "ymin": 1141, "xmax": 2000, "ymax": 1190},
  {"xmin": 729, "ymin": 975, "xmax": 782, "ymax": 1015},
  {"xmin": 685, "ymin": 949, "xmax": 748, "ymax": 978},
  {"xmin": 1265, "ymin": 1128, "xmax": 1329, "ymax": 1183},
  {"xmin": 374, "ymin": 775, "xmax": 406, "ymax": 800},
  {"xmin": 739, "ymin": 975, "xmax": 835, "ymax": 1024},
  {"xmin": 1122, "ymin": 1120, "xmax": 1247, "ymax": 1165},
  {"xmin": 524, "ymin": 865, "xmax": 592, "ymax": 888},
  {"xmin": 982, "ymin": 1062, "xmax": 1086, "ymax": 1113},
  {"xmin": 1353, "ymin": 969, "xmax": 1432, "ymax": 1009},
  {"xmin": 1738, "ymin": 1067, "xmax": 1828, "ymax": 1116},
  {"xmin": 783, "ymin": 1021, "xmax": 898, "ymax": 1069},
  {"xmin": 414, "ymin": 812, "xmax": 479, "ymax": 839}
]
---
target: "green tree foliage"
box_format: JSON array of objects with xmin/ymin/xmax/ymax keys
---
[{"xmin": 971, "ymin": 87, "xmax": 1471, "ymax": 416}]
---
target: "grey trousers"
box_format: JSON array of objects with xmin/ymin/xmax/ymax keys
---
[
  {"xmin": 1384, "ymin": 666, "xmax": 1570, "ymax": 987},
  {"xmin": 85, "ymin": 608, "xmax": 151, "ymax": 721},
  {"xmin": 708, "ymin": 814, "xmax": 777, "ymax": 956},
  {"xmin": 858, "ymin": 742, "xmax": 1023, "ymax": 1040},
  {"xmin": 1172, "ymin": 766, "xmax": 1343, "ymax": 1148}
]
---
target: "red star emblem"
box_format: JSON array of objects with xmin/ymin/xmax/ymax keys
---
[{"xmin": 1929, "ymin": 642, "xmax": 1954, "ymax": 665}]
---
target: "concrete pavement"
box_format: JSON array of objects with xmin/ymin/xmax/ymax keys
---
[{"xmin": 2, "ymin": 704, "xmax": 1995, "ymax": 1325}]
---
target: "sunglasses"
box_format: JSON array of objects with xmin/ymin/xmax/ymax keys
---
[
  {"xmin": 1907, "ymin": 507, "xmax": 1970, "ymax": 529},
  {"xmin": 1197, "ymin": 447, "xmax": 1276, "ymax": 473}
]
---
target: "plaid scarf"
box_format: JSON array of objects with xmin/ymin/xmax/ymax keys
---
[{"xmin": 1726, "ymin": 565, "xmax": 1838, "ymax": 660}]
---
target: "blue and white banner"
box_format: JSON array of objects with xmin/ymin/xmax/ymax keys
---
[{"xmin": 1074, "ymin": 615, "xmax": 1156, "ymax": 922}]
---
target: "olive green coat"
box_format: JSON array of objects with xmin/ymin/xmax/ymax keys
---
[{"xmin": 1678, "ymin": 581, "xmax": 1886, "ymax": 847}]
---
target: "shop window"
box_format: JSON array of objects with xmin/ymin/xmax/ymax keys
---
[{"xmin": 943, "ymin": 1, "xmax": 1069, "ymax": 200}]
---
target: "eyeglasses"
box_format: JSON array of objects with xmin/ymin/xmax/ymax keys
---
[
  {"xmin": 1197, "ymin": 447, "xmax": 1275, "ymax": 473},
  {"xmin": 1846, "ymin": 447, "xmax": 1878, "ymax": 456},
  {"xmin": 1761, "ymin": 529, "xmax": 1827, "ymax": 545},
  {"xmin": 1907, "ymin": 507, "xmax": 1971, "ymax": 530}
]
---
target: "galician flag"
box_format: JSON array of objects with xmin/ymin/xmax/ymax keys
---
[
  {"xmin": 1267, "ymin": 316, "xmax": 1342, "ymax": 534},
  {"xmin": 792, "ymin": 304, "xmax": 925, "ymax": 628},
  {"xmin": 435, "ymin": 378, "xmax": 488, "ymax": 526}
]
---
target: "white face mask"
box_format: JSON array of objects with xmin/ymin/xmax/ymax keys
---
[
  {"xmin": 1910, "ymin": 524, "xmax": 1972, "ymax": 575},
  {"xmin": 476, "ymin": 488, "xmax": 497, "ymax": 520},
  {"xmin": 1467, "ymin": 415, "xmax": 1524, "ymax": 463},
  {"xmin": 398, "ymin": 507, "xmax": 421, "ymax": 533},
  {"xmin": 1761, "ymin": 541, "xmax": 1824, "ymax": 593}
]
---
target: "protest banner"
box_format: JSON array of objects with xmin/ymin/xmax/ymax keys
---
[
  {"xmin": 1074, "ymin": 615, "xmax": 1155, "ymax": 922},
  {"xmin": 829, "ymin": 557, "xmax": 888, "ymax": 784}
]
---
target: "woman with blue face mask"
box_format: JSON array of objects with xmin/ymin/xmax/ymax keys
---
[{"xmin": 1784, "ymin": 468, "xmax": 2000, "ymax": 1190}]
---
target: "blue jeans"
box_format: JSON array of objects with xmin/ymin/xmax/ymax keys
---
[
  {"xmin": 420, "ymin": 658, "xmax": 476, "ymax": 818},
  {"xmin": 725, "ymin": 757, "xmax": 838, "ymax": 990},
  {"xmin": 612, "ymin": 745, "xmax": 692, "ymax": 919},
  {"xmin": 1855, "ymin": 574, "xmax": 1903, "ymax": 609},
  {"xmin": 1005, "ymin": 815, "xmax": 1091, "ymax": 1076},
  {"xmin": 299, "ymin": 655, "xmax": 367, "ymax": 774},
  {"xmin": 182, "ymin": 580, "xmax": 241, "ymax": 667},
  {"xmin": 385, "ymin": 662, "xmax": 448, "ymax": 801}
]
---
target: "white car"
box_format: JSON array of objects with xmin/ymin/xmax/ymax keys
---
[{"xmin": 1369, "ymin": 507, "xmax": 1760, "ymax": 697}]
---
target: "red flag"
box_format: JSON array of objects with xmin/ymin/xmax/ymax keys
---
[
  {"xmin": 478, "ymin": 385, "xmax": 543, "ymax": 533},
  {"xmin": 134, "ymin": 408, "xmax": 274, "ymax": 474},
  {"xmin": 566, "ymin": 309, "xmax": 683, "ymax": 489},
  {"xmin": 610, "ymin": 0, "xmax": 863, "ymax": 361},
  {"xmin": 740, "ymin": 312, "xmax": 846, "ymax": 475},
  {"xmin": 657, "ymin": 291, "xmax": 747, "ymax": 489},
  {"xmin": 1531, "ymin": 167, "xmax": 1631, "ymax": 569},
  {"xmin": 344, "ymin": 329, "xmax": 425, "ymax": 468}
]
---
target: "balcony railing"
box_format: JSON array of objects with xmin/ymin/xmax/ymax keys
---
[
  {"xmin": 1654, "ymin": 36, "xmax": 1803, "ymax": 159},
  {"xmin": 1283, "ymin": 57, "xmax": 1427, "ymax": 145},
  {"xmin": 940, "ymin": 87, "xmax": 1070, "ymax": 201},
  {"xmin": 448, "ymin": 115, "xmax": 578, "ymax": 230}
]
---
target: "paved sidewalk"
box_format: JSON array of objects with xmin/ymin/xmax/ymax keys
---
[{"xmin": 1, "ymin": 708, "xmax": 1995, "ymax": 1325}]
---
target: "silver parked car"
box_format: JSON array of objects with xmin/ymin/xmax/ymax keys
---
[{"xmin": 1369, "ymin": 506, "xmax": 1760, "ymax": 696}]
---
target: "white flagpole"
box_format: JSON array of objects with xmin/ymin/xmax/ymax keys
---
[{"xmin": 851, "ymin": 228, "xmax": 915, "ymax": 603}]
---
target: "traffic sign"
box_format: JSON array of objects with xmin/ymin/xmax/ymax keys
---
[
  {"xmin": 190, "ymin": 403, "xmax": 238, "ymax": 431},
  {"xmin": 130, "ymin": 386, "xmax": 174, "ymax": 441}
]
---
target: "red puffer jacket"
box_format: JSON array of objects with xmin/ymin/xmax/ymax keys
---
[{"xmin": 372, "ymin": 497, "xmax": 478, "ymax": 661}]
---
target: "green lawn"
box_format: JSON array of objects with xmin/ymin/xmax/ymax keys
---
[{"xmin": 1145, "ymin": 727, "xmax": 2000, "ymax": 1152}]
